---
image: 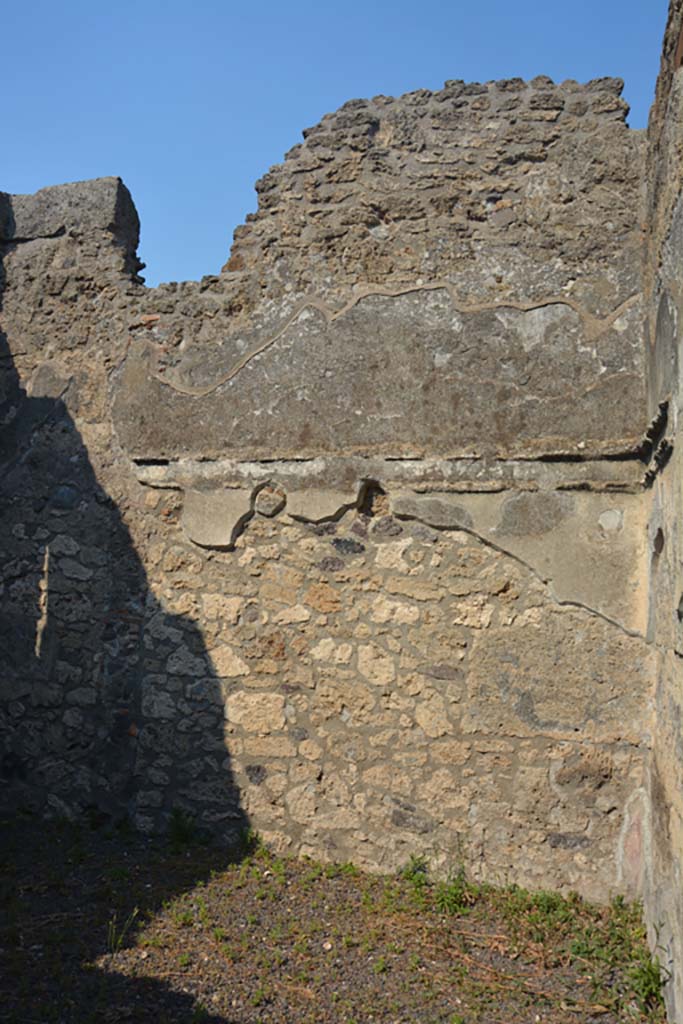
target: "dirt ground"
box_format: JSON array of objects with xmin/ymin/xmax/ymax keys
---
[{"xmin": 0, "ymin": 814, "xmax": 667, "ymax": 1024}]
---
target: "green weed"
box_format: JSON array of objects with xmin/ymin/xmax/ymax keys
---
[
  {"xmin": 106, "ymin": 907, "xmax": 139, "ymax": 953},
  {"xmin": 400, "ymin": 853, "xmax": 429, "ymax": 888},
  {"xmin": 434, "ymin": 869, "xmax": 472, "ymax": 916},
  {"xmin": 628, "ymin": 953, "xmax": 669, "ymax": 1014},
  {"xmin": 373, "ymin": 955, "xmax": 388, "ymax": 974}
]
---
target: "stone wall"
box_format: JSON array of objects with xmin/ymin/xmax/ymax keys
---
[
  {"xmin": 0, "ymin": 65, "xmax": 662, "ymax": 908},
  {"xmin": 644, "ymin": 1, "xmax": 683, "ymax": 1020}
]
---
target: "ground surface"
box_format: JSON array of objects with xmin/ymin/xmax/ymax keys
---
[{"xmin": 0, "ymin": 815, "xmax": 667, "ymax": 1024}]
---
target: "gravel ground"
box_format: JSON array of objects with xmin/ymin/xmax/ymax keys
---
[{"xmin": 0, "ymin": 815, "xmax": 667, "ymax": 1024}]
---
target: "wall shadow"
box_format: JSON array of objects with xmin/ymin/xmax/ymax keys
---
[{"xmin": 0, "ymin": 222, "xmax": 248, "ymax": 1020}]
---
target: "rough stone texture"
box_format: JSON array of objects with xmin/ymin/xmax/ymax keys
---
[
  {"xmin": 0, "ymin": 47, "xmax": 669, "ymax": 936},
  {"xmin": 643, "ymin": 3, "xmax": 683, "ymax": 1020},
  {"xmin": 222, "ymin": 77, "xmax": 642, "ymax": 318},
  {"xmin": 106, "ymin": 76, "xmax": 646, "ymax": 463}
]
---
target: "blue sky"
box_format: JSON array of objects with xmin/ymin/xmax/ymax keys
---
[{"xmin": 4, "ymin": 0, "xmax": 668, "ymax": 286}]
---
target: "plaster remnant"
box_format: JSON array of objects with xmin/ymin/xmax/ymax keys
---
[
  {"xmin": 181, "ymin": 488, "xmax": 253, "ymax": 548},
  {"xmin": 286, "ymin": 488, "xmax": 360, "ymax": 522},
  {"xmin": 389, "ymin": 492, "xmax": 473, "ymax": 529},
  {"xmin": 148, "ymin": 289, "xmax": 641, "ymax": 400}
]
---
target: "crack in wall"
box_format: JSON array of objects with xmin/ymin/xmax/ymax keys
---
[
  {"xmin": 390, "ymin": 510, "xmax": 647, "ymax": 642},
  {"xmin": 175, "ymin": 468, "xmax": 646, "ymax": 642},
  {"xmin": 147, "ymin": 283, "xmax": 641, "ymax": 399}
]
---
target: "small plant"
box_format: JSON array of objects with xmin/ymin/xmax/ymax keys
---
[
  {"xmin": 250, "ymin": 985, "xmax": 269, "ymax": 1007},
  {"xmin": 178, "ymin": 952, "xmax": 191, "ymax": 967},
  {"xmin": 373, "ymin": 955, "xmax": 388, "ymax": 974},
  {"xmin": 190, "ymin": 1004, "xmax": 209, "ymax": 1023},
  {"xmin": 239, "ymin": 826, "xmax": 261, "ymax": 856},
  {"xmin": 196, "ymin": 896, "xmax": 210, "ymax": 925},
  {"xmin": 628, "ymin": 953, "xmax": 669, "ymax": 1014},
  {"xmin": 302, "ymin": 863, "xmax": 324, "ymax": 884},
  {"xmin": 435, "ymin": 869, "xmax": 470, "ymax": 916},
  {"xmin": 272, "ymin": 857, "xmax": 287, "ymax": 882},
  {"xmin": 106, "ymin": 907, "xmax": 139, "ymax": 953},
  {"xmin": 172, "ymin": 908, "xmax": 194, "ymax": 927},
  {"xmin": 401, "ymin": 853, "xmax": 429, "ymax": 889}
]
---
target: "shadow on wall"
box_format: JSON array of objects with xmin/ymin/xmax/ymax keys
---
[{"xmin": 0, "ymin": 209, "xmax": 247, "ymax": 1021}]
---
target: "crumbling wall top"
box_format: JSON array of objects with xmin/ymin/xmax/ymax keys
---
[
  {"xmin": 220, "ymin": 75, "xmax": 643, "ymax": 319},
  {"xmin": 0, "ymin": 177, "xmax": 139, "ymax": 261}
]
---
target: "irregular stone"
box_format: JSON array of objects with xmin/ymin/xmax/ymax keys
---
[
  {"xmin": 385, "ymin": 577, "xmax": 443, "ymax": 602},
  {"xmin": 51, "ymin": 534, "xmax": 80, "ymax": 556},
  {"xmin": 246, "ymin": 764, "xmax": 267, "ymax": 785},
  {"xmin": 226, "ymin": 691, "xmax": 286, "ymax": 733},
  {"xmin": 415, "ymin": 691, "xmax": 452, "ymax": 738},
  {"xmin": 304, "ymin": 582, "xmax": 341, "ymax": 613},
  {"xmin": 254, "ymin": 486, "xmax": 286, "ymax": 517},
  {"xmin": 141, "ymin": 688, "xmax": 176, "ymax": 720},
  {"xmin": 273, "ymin": 603, "xmax": 311, "ymax": 625},
  {"xmin": 166, "ymin": 647, "xmax": 207, "ymax": 677},
  {"xmin": 211, "ymin": 646, "xmax": 250, "ymax": 678},
  {"xmin": 370, "ymin": 516, "xmax": 403, "ymax": 538},
  {"xmin": 369, "ymin": 594, "xmax": 420, "ymax": 625},
  {"xmin": 285, "ymin": 783, "xmax": 317, "ymax": 823},
  {"xmin": 332, "ymin": 538, "xmax": 365, "ymax": 556},
  {"xmin": 374, "ymin": 539, "xmax": 413, "ymax": 571},
  {"xmin": 242, "ymin": 735, "xmax": 296, "ymax": 757},
  {"xmin": 315, "ymin": 678, "xmax": 376, "ymax": 722},
  {"xmin": 358, "ymin": 644, "xmax": 396, "ymax": 687},
  {"xmin": 452, "ymin": 595, "xmax": 494, "ymax": 629},
  {"xmin": 202, "ymin": 594, "xmax": 243, "ymax": 623},
  {"xmin": 299, "ymin": 739, "xmax": 323, "ymax": 760},
  {"xmin": 59, "ymin": 558, "xmax": 93, "ymax": 581}
]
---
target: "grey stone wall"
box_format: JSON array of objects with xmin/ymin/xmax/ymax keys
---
[{"xmin": 0, "ymin": 67, "xmax": 661, "ymax": 908}]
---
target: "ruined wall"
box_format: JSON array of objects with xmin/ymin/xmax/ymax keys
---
[
  {"xmin": 644, "ymin": 1, "xmax": 683, "ymax": 1019},
  {"xmin": 0, "ymin": 73, "xmax": 658, "ymax": 903}
]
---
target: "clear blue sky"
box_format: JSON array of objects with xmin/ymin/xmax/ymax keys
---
[{"xmin": 4, "ymin": 0, "xmax": 668, "ymax": 286}]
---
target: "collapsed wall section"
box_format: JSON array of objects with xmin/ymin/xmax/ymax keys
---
[{"xmin": 0, "ymin": 75, "xmax": 656, "ymax": 902}]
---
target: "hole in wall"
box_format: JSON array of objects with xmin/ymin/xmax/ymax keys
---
[
  {"xmin": 677, "ymin": 595, "xmax": 683, "ymax": 624},
  {"xmin": 358, "ymin": 480, "xmax": 388, "ymax": 517},
  {"xmin": 653, "ymin": 527, "xmax": 665, "ymax": 556}
]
